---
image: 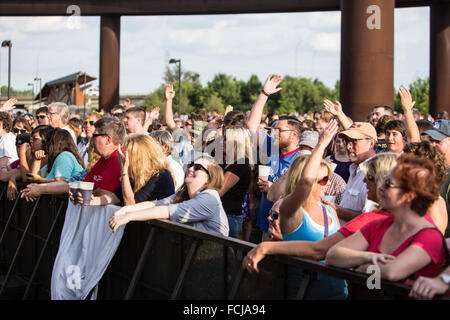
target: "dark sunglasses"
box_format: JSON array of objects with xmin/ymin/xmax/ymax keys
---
[
  {"xmin": 188, "ymin": 163, "xmax": 209, "ymax": 175},
  {"xmin": 92, "ymin": 133, "xmax": 108, "ymax": 138},
  {"xmin": 37, "ymin": 115, "xmax": 47, "ymax": 120},
  {"xmin": 383, "ymin": 176, "xmax": 403, "ymax": 189},
  {"xmin": 13, "ymin": 128, "xmax": 27, "ymax": 134},
  {"xmin": 112, "ymin": 113, "xmax": 124, "ymax": 117},
  {"xmin": 84, "ymin": 120, "xmax": 96, "ymax": 126},
  {"xmin": 317, "ymin": 175, "xmax": 329, "ymax": 186}
]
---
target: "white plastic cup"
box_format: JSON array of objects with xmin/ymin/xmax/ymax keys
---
[
  {"xmin": 79, "ymin": 182, "xmax": 94, "ymax": 205},
  {"xmin": 258, "ymin": 165, "xmax": 271, "ymax": 179}
]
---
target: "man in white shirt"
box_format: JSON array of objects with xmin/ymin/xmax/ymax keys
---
[
  {"xmin": 327, "ymin": 122, "xmax": 377, "ymax": 222},
  {"xmin": 48, "ymin": 102, "xmax": 77, "ymax": 144},
  {"xmin": 0, "ymin": 111, "xmax": 18, "ymax": 168}
]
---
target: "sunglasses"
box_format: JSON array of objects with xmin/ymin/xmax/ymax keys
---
[
  {"xmin": 37, "ymin": 115, "xmax": 47, "ymax": 120},
  {"xmin": 187, "ymin": 163, "xmax": 209, "ymax": 176},
  {"xmin": 112, "ymin": 113, "xmax": 124, "ymax": 117},
  {"xmin": 383, "ymin": 176, "xmax": 403, "ymax": 189},
  {"xmin": 84, "ymin": 120, "xmax": 96, "ymax": 126},
  {"xmin": 317, "ymin": 176, "xmax": 329, "ymax": 186},
  {"xmin": 92, "ymin": 133, "xmax": 108, "ymax": 138},
  {"xmin": 13, "ymin": 128, "xmax": 27, "ymax": 134}
]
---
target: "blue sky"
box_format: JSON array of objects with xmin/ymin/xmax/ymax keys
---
[{"xmin": 0, "ymin": 7, "xmax": 429, "ymax": 96}]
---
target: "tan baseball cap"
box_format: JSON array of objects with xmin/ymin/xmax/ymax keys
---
[{"xmin": 338, "ymin": 122, "xmax": 377, "ymax": 141}]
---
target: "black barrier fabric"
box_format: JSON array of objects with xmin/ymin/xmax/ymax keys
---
[{"xmin": 0, "ymin": 182, "xmax": 438, "ymax": 301}]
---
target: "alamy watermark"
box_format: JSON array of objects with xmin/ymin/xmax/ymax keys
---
[
  {"xmin": 66, "ymin": 5, "xmax": 81, "ymax": 30},
  {"xmin": 366, "ymin": 5, "xmax": 381, "ymax": 30},
  {"xmin": 366, "ymin": 264, "xmax": 381, "ymax": 290},
  {"xmin": 66, "ymin": 265, "xmax": 81, "ymax": 290}
]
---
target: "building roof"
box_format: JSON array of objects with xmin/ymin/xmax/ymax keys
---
[{"xmin": 34, "ymin": 71, "xmax": 96, "ymax": 101}]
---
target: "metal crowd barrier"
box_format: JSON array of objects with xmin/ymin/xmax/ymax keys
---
[{"xmin": 0, "ymin": 181, "xmax": 445, "ymax": 300}]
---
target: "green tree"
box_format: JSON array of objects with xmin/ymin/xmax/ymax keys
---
[
  {"xmin": 1, "ymin": 86, "xmax": 33, "ymax": 97},
  {"xmin": 203, "ymin": 93, "xmax": 225, "ymax": 112},
  {"xmin": 394, "ymin": 77, "xmax": 429, "ymax": 115},
  {"xmin": 206, "ymin": 73, "xmax": 242, "ymax": 108}
]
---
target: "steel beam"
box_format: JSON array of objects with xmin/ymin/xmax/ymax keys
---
[
  {"xmin": 430, "ymin": 2, "xmax": 450, "ymax": 118},
  {"xmin": 99, "ymin": 15, "xmax": 120, "ymax": 112},
  {"xmin": 340, "ymin": 0, "xmax": 395, "ymax": 122}
]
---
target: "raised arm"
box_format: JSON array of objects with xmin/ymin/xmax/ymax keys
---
[
  {"xmin": 279, "ymin": 120, "xmax": 338, "ymax": 230},
  {"xmin": 164, "ymin": 84, "xmax": 177, "ymax": 130},
  {"xmin": 246, "ymin": 74, "xmax": 282, "ymax": 134},
  {"xmin": 117, "ymin": 146, "xmax": 135, "ymax": 206},
  {"xmin": 0, "ymin": 97, "xmax": 17, "ymax": 112},
  {"xmin": 399, "ymin": 87, "xmax": 420, "ymax": 143},
  {"xmin": 143, "ymin": 106, "xmax": 160, "ymax": 132},
  {"xmin": 323, "ymin": 99, "xmax": 353, "ymax": 130}
]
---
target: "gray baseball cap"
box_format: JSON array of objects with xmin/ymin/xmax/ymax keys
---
[
  {"xmin": 299, "ymin": 130, "xmax": 319, "ymax": 149},
  {"xmin": 421, "ymin": 120, "xmax": 450, "ymax": 141}
]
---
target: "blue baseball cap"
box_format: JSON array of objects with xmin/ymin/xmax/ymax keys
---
[{"xmin": 421, "ymin": 120, "xmax": 450, "ymax": 141}]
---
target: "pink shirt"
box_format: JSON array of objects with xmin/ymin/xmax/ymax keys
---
[{"xmin": 360, "ymin": 215, "xmax": 445, "ymax": 279}]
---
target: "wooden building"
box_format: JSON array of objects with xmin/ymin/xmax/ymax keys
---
[{"xmin": 34, "ymin": 72, "xmax": 96, "ymax": 106}]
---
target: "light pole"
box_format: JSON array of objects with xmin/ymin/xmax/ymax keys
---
[
  {"xmin": 169, "ymin": 58, "xmax": 181, "ymax": 115},
  {"xmin": 34, "ymin": 77, "xmax": 42, "ymax": 106},
  {"xmin": 27, "ymin": 82, "xmax": 34, "ymax": 107},
  {"xmin": 1, "ymin": 40, "xmax": 12, "ymax": 99}
]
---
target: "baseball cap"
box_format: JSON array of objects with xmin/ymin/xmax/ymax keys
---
[
  {"xmin": 299, "ymin": 130, "xmax": 319, "ymax": 149},
  {"xmin": 421, "ymin": 120, "xmax": 450, "ymax": 141},
  {"xmin": 338, "ymin": 122, "xmax": 377, "ymax": 141}
]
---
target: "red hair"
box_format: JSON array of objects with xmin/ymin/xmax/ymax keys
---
[{"xmin": 393, "ymin": 154, "xmax": 440, "ymax": 216}]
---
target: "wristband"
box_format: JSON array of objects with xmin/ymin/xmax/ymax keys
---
[{"xmin": 261, "ymin": 89, "xmax": 270, "ymax": 97}]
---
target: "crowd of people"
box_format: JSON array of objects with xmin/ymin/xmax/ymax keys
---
[{"xmin": 0, "ymin": 74, "xmax": 449, "ymax": 300}]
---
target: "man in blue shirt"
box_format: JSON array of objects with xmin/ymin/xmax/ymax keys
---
[{"xmin": 246, "ymin": 75, "xmax": 302, "ymax": 240}]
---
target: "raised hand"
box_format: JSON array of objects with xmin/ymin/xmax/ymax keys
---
[
  {"xmin": 263, "ymin": 74, "xmax": 283, "ymax": 95},
  {"xmin": 165, "ymin": 84, "xmax": 176, "ymax": 101},
  {"xmin": 34, "ymin": 150, "xmax": 46, "ymax": 160},
  {"xmin": 123, "ymin": 98, "xmax": 131, "ymax": 107},
  {"xmin": 319, "ymin": 119, "xmax": 339, "ymax": 147},
  {"xmin": 323, "ymin": 99, "xmax": 342, "ymax": 116},
  {"xmin": 1, "ymin": 97, "xmax": 17, "ymax": 111},
  {"xmin": 117, "ymin": 144, "xmax": 129, "ymax": 173},
  {"xmin": 399, "ymin": 87, "xmax": 416, "ymax": 111},
  {"xmin": 148, "ymin": 106, "xmax": 160, "ymax": 120},
  {"xmin": 225, "ymin": 105, "xmax": 233, "ymax": 115}
]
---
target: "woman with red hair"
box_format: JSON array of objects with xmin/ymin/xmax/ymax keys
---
[{"xmin": 326, "ymin": 154, "xmax": 448, "ymax": 283}]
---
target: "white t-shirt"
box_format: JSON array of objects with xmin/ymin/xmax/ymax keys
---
[
  {"xmin": 0, "ymin": 132, "xmax": 18, "ymax": 165},
  {"xmin": 62, "ymin": 126, "xmax": 77, "ymax": 145},
  {"xmin": 167, "ymin": 155, "xmax": 185, "ymax": 192}
]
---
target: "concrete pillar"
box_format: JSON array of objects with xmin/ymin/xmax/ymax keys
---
[
  {"xmin": 100, "ymin": 15, "xmax": 120, "ymax": 113},
  {"xmin": 430, "ymin": 3, "xmax": 450, "ymax": 118},
  {"xmin": 340, "ymin": 0, "xmax": 394, "ymax": 122}
]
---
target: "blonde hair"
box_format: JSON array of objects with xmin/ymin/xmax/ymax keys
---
[
  {"xmin": 123, "ymin": 134, "xmax": 168, "ymax": 192},
  {"xmin": 224, "ymin": 126, "xmax": 255, "ymax": 169},
  {"xmin": 361, "ymin": 152, "xmax": 399, "ymax": 188},
  {"xmin": 283, "ymin": 155, "xmax": 332, "ymax": 207},
  {"xmin": 173, "ymin": 156, "xmax": 224, "ymax": 204}
]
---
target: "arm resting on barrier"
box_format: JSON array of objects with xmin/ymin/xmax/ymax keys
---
[
  {"xmin": 109, "ymin": 201, "xmax": 163, "ymax": 232},
  {"xmin": 243, "ymin": 231, "xmax": 346, "ymax": 274},
  {"xmin": 325, "ymin": 231, "xmax": 395, "ymax": 269}
]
